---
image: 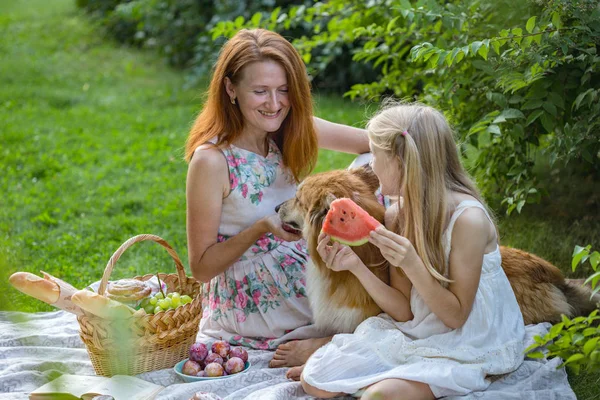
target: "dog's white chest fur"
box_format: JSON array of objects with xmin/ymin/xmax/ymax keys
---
[{"xmin": 306, "ymin": 259, "xmax": 366, "ymax": 335}]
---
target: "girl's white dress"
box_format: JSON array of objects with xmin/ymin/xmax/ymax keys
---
[{"xmin": 302, "ymin": 200, "xmax": 526, "ymax": 397}]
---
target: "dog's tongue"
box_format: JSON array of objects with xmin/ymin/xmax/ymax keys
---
[{"xmin": 282, "ymin": 223, "xmax": 301, "ymax": 235}]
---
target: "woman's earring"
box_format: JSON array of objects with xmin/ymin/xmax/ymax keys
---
[{"xmin": 230, "ymin": 97, "xmax": 236, "ymax": 104}]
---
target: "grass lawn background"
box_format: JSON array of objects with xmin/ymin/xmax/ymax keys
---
[{"xmin": 1, "ymin": 0, "xmax": 598, "ymax": 396}]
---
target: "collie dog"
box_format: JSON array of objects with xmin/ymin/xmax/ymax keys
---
[{"xmin": 277, "ymin": 165, "xmax": 598, "ymax": 332}]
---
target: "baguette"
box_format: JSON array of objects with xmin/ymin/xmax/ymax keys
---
[
  {"xmin": 9, "ymin": 272, "xmax": 84, "ymax": 315},
  {"xmin": 9, "ymin": 272, "xmax": 59, "ymax": 304},
  {"xmin": 71, "ymin": 289, "xmax": 137, "ymax": 319}
]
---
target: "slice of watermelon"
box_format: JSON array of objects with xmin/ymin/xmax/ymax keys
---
[{"xmin": 322, "ymin": 198, "xmax": 382, "ymax": 246}]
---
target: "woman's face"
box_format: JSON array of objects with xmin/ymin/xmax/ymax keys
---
[
  {"xmin": 225, "ymin": 60, "xmax": 290, "ymax": 137},
  {"xmin": 369, "ymin": 142, "xmax": 401, "ymax": 196}
]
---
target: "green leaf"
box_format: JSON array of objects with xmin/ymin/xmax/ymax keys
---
[
  {"xmin": 450, "ymin": 47, "xmax": 461, "ymax": 64},
  {"xmin": 543, "ymin": 102, "xmax": 558, "ymax": 117},
  {"xmin": 487, "ymin": 125, "xmax": 501, "ymax": 135},
  {"xmin": 250, "ymin": 12, "xmax": 262, "ymax": 26},
  {"xmin": 573, "ymin": 89, "xmax": 594, "ymax": 110},
  {"xmin": 572, "ymin": 333, "xmax": 585, "ymax": 345},
  {"xmin": 572, "ymin": 245, "xmax": 590, "ymax": 271},
  {"xmin": 590, "ymin": 251, "xmax": 600, "ymax": 271},
  {"xmin": 516, "ymin": 199, "xmax": 525, "ymax": 213},
  {"xmin": 522, "ymin": 99, "xmax": 543, "ymax": 110},
  {"xmin": 564, "ymin": 353, "xmax": 585, "ymax": 365},
  {"xmin": 526, "ymin": 16, "xmax": 537, "ymax": 34},
  {"xmin": 486, "ymin": 92, "xmax": 507, "ymax": 108},
  {"xmin": 387, "ymin": 16, "xmax": 400, "ymax": 32},
  {"xmin": 583, "ymin": 271, "xmax": 600, "ymax": 286},
  {"xmin": 526, "ymin": 109, "xmax": 544, "ymax": 126},
  {"xmin": 548, "ymin": 92, "xmax": 565, "ymax": 109},
  {"xmin": 583, "ymin": 337, "xmax": 599, "ymax": 356},
  {"xmin": 234, "ymin": 15, "xmax": 245, "ymax": 28},
  {"xmin": 540, "ymin": 113, "xmax": 554, "ymax": 133},
  {"xmin": 478, "ymin": 43, "xmax": 489, "ymax": 60},
  {"xmin": 527, "ymin": 351, "xmax": 545, "ymax": 359},
  {"xmin": 552, "ymin": 12, "xmax": 562, "ymax": 29},
  {"xmin": 428, "ymin": 53, "xmax": 440, "ymax": 68},
  {"xmin": 549, "ymin": 322, "xmax": 565, "ymax": 338},
  {"xmin": 582, "ymin": 328, "xmax": 597, "ymax": 337},
  {"xmin": 491, "ymin": 40, "xmax": 501, "ymax": 55},
  {"xmin": 502, "ymin": 108, "xmax": 525, "ymax": 119},
  {"xmin": 270, "ymin": 7, "xmax": 281, "ymax": 22},
  {"xmin": 471, "ymin": 41, "xmax": 483, "ymax": 55}
]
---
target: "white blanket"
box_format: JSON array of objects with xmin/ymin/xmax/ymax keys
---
[{"xmin": 0, "ymin": 311, "xmax": 576, "ymax": 399}]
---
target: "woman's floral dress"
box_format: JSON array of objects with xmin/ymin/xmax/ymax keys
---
[{"xmin": 196, "ymin": 139, "xmax": 320, "ymax": 349}]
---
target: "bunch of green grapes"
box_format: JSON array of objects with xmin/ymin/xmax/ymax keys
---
[{"xmin": 140, "ymin": 291, "xmax": 193, "ymax": 314}]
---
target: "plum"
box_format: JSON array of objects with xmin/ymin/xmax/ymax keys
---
[
  {"xmin": 224, "ymin": 357, "xmax": 245, "ymax": 374},
  {"xmin": 211, "ymin": 340, "xmax": 231, "ymax": 358},
  {"xmin": 181, "ymin": 360, "xmax": 202, "ymax": 376},
  {"xmin": 204, "ymin": 352, "xmax": 224, "ymax": 365},
  {"xmin": 189, "ymin": 342, "xmax": 208, "ymax": 363},
  {"xmin": 228, "ymin": 347, "xmax": 248, "ymax": 363},
  {"xmin": 204, "ymin": 362, "xmax": 224, "ymax": 377},
  {"xmin": 196, "ymin": 370, "xmax": 207, "ymax": 377}
]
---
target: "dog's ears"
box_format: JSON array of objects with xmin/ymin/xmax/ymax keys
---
[{"xmin": 350, "ymin": 164, "xmax": 380, "ymax": 194}]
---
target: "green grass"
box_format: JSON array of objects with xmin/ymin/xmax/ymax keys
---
[
  {"xmin": 0, "ymin": 0, "xmax": 367, "ymax": 313},
  {"xmin": 0, "ymin": 0, "xmax": 598, "ymax": 397},
  {"xmin": 1, "ymin": 0, "xmax": 199, "ymax": 311}
]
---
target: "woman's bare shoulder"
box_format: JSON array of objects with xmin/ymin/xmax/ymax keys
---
[
  {"xmin": 189, "ymin": 145, "xmax": 227, "ymax": 172},
  {"xmin": 188, "ymin": 145, "xmax": 230, "ymax": 196}
]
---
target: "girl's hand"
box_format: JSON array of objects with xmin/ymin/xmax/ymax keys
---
[
  {"xmin": 261, "ymin": 214, "xmax": 302, "ymax": 242},
  {"xmin": 369, "ymin": 226, "xmax": 419, "ymax": 270},
  {"xmin": 316, "ymin": 232, "xmax": 364, "ymax": 272}
]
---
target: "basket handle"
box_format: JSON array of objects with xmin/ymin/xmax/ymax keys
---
[{"xmin": 97, "ymin": 234, "xmax": 187, "ymax": 295}]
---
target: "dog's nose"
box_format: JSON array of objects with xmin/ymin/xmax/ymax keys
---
[{"xmin": 275, "ymin": 203, "xmax": 282, "ymax": 213}]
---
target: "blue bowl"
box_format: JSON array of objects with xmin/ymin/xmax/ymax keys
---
[{"xmin": 174, "ymin": 358, "xmax": 251, "ymax": 382}]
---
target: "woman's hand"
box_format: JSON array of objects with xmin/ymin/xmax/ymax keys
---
[
  {"xmin": 369, "ymin": 226, "xmax": 420, "ymax": 270},
  {"xmin": 260, "ymin": 214, "xmax": 303, "ymax": 242},
  {"xmin": 316, "ymin": 232, "xmax": 364, "ymax": 272}
]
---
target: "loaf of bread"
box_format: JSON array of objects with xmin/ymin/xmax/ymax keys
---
[
  {"xmin": 9, "ymin": 272, "xmax": 59, "ymax": 303},
  {"xmin": 9, "ymin": 271, "xmax": 83, "ymax": 315},
  {"xmin": 106, "ymin": 279, "xmax": 151, "ymax": 306},
  {"xmin": 71, "ymin": 289, "xmax": 138, "ymax": 319}
]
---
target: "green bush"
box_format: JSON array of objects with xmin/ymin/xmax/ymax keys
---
[
  {"xmin": 75, "ymin": 0, "xmax": 374, "ymax": 91},
  {"xmin": 214, "ymin": 0, "xmax": 600, "ymax": 213},
  {"xmin": 526, "ymin": 245, "xmax": 600, "ymax": 375}
]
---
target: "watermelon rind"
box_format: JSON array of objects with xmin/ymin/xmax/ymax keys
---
[{"xmin": 329, "ymin": 235, "xmax": 369, "ymax": 247}]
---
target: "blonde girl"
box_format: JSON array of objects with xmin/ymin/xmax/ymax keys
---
[{"xmin": 299, "ymin": 103, "xmax": 525, "ymax": 399}]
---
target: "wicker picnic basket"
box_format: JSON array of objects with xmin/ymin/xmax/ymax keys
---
[{"xmin": 77, "ymin": 234, "xmax": 202, "ymax": 376}]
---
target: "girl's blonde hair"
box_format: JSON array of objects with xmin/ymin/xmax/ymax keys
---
[
  {"xmin": 367, "ymin": 102, "xmax": 495, "ymax": 282},
  {"xmin": 184, "ymin": 29, "xmax": 317, "ymax": 182}
]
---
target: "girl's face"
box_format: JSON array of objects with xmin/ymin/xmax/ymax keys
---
[
  {"xmin": 369, "ymin": 142, "xmax": 401, "ymax": 196},
  {"xmin": 225, "ymin": 60, "xmax": 290, "ymax": 137}
]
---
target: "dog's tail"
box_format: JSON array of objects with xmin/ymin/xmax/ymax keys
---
[
  {"xmin": 500, "ymin": 246, "xmax": 599, "ymax": 324},
  {"xmin": 559, "ymin": 279, "xmax": 600, "ymax": 319}
]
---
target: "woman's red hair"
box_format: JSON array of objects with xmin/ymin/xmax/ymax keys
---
[{"xmin": 185, "ymin": 29, "xmax": 317, "ymax": 182}]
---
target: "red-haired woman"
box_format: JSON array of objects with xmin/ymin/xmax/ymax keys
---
[{"xmin": 185, "ymin": 29, "xmax": 368, "ymax": 353}]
